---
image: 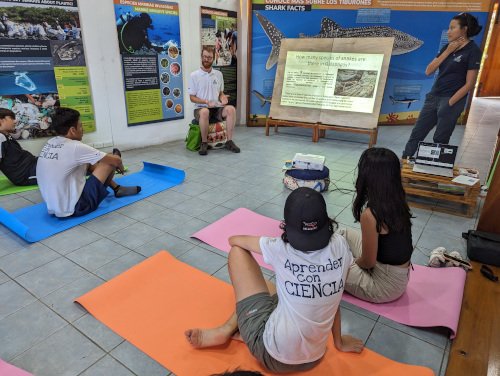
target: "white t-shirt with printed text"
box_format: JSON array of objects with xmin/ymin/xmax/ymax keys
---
[
  {"xmin": 259, "ymin": 233, "xmax": 353, "ymax": 365},
  {"xmin": 36, "ymin": 136, "xmax": 106, "ymax": 217},
  {"xmin": 188, "ymin": 68, "xmax": 224, "ymax": 108}
]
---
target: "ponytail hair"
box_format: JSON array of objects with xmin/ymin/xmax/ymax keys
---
[{"xmin": 453, "ymin": 12, "xmax": 482, "ymax": 38}]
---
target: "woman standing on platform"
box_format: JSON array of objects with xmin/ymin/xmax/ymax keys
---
[
  {"xmin": 343, "ymin": 148, "xmax": 414, "ymax": 303},
  {"xmin": 402, "ymin": 13, "xmax": 483, "ymax": 159}
]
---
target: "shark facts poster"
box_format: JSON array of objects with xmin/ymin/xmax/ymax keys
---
[{"xmin": 249, "ymin": 0, "xmax": 490, "ymax": 126}]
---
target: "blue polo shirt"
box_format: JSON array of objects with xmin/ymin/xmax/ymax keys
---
[{"xmin": 431, "ymin": 41, "xmax": 482, "ymax": 97}]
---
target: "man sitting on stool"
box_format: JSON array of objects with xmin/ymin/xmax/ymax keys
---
[{"xmin": 188, "ymin": 46, "xmax": 240, "ymax": 156}]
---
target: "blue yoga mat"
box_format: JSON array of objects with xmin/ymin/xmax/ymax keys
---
[{"xmin": 0, "ymin": 162, "xmax": 185, "ymax": 243}]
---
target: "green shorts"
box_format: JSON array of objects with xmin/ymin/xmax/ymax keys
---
[{"xmin": 236, "ymin": 292, "xmax": 320, "ymax": 373}]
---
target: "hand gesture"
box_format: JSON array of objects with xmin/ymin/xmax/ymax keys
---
[
  {"xmin": 446, "ymin": 36, "xmax": 466, "ymax": 54},
  {"xmin": 207, "ymin": 101, "xmax": 217, "ymax": 108},
  {"xmin": 219, "ymin": 94, "xmax": 229, "ymax": 106},
  {"xmin": 336, "ymin": 335, "xmax": 364, "ymax": 353}
]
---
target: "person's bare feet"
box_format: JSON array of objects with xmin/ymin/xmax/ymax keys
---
[{"xmin": 184, "ymin": 327, "xmax": 233, "ymax": 348}]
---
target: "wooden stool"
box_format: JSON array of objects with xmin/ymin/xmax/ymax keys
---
[
  {"xmin": 401, "ymin": 160, "xmax": 480, "ymax": 218},
  {"xmin": 207, "ymin": 121, "xmax": 227, "ymax": 149}
]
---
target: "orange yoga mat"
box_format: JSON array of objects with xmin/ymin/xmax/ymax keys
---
[{"xmin": 76, "ymin": 251, "xmax": 434, "ymax": 376}]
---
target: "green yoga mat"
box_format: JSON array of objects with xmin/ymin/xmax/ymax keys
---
[
  {"xmin": 0, "ymin": 166, "xmax": 130, "ymax": 196},
  {"xmin": 0, "ymin": 175, "xmax": 38, "ymax": 196}
]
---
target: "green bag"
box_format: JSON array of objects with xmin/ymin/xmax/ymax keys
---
[{"xmin": 185, "ymin": 124, "xmax": 201, "ymax": 151}]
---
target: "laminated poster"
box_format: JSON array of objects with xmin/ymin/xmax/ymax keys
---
[
  {"xmin": 114, "ymin": 0, "xmax": 184, "ymax": 126},
  {"xmin": 0, "ymin": 0, "xmax": 95, "ymax": 139}
]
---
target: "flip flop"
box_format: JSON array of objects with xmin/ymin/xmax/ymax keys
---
[
  {"xmin": 480, "ymin": 265, "xmax": 498, "ymax": 282},
  {"xmin": 443, "ymin": 251, "xmax": 472, "ymax": 271}
]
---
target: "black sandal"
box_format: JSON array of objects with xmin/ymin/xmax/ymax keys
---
[{"xmin": 480, "ymin": 265, "xmax": 498, "ymax": 282}]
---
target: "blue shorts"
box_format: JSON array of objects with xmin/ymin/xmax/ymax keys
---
[{"xmin": 72, "ymin": 175, "xmax": 109, "ymax": 217}]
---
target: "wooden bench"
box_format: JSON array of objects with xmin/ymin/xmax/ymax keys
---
[
  {"xmin": 446, "ymin": 261, "xmax": 500, "ymax": 375},
  {"xmin": 265, "ymin": 117, "xmax": 378, "ymax": 147},
  {"xmin": 401, "ymin": 161, "xmax": 480, "ymax": 218}
]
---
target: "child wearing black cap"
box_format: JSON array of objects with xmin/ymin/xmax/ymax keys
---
[{"xmin": 185, "ymin": 187, "xmax": 363, "ymax": 373}]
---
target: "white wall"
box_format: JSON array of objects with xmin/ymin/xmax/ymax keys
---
[{"xmin": 22, "ymin": 0, "xmax": 243, "ymax": 154}]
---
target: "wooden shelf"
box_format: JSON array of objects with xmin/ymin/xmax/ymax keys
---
[{"xmin": 401, "ymin": 161, "xmax": 480, "ymax": 218}]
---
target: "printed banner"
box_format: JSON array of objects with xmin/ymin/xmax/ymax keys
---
[
  {"xmin": 0, "ymin": 0, "xmax": 94, "ymax": 139},
  {"xmin": 249, "ymin": 0, "xmax": 489, "ymax": 126},
  {"xmin": 200, "ymin": 6, "xmax": 238, "ymax": 107},
  {"xmin": 114, "ymin": 0, "xmax": 184, "ymax": 126}
]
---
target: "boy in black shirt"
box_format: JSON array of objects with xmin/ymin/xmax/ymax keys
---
[{"xmin": 0, "ymin": 108, "xmax": 38, "ymax": 186}]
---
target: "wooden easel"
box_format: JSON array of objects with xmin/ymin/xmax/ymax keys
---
[
  {"xmin": 261, "ymin": 38, "xmax": 392, "ymax": 148},
  {"xmin": 266, "ymin": 117, "xmax": 378, "ymax": 147},
  {"xmin": 317, "ymin": 124, "xmax": 378, "ymax": 148},
  {"xmin": 266, "ymin": 117, "xmax": 319, "ymax": 142}
]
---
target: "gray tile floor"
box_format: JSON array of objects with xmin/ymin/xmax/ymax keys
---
[{"xmin": 0, "ymin": 98, "xmax": 498, "ymax": 375}]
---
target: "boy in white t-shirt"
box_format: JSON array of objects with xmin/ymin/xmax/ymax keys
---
[
  {"xmin": 37, "ymin": 107, "xmax": 141, "ymax": 218},
  {"xmin": 185, "ymin": 187, "xmax": 363, "ymax": 373}
]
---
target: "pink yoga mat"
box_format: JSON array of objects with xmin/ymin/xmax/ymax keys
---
[
  {"xmin": 192, "ymin": 208, "xmax": 467, "ymax": 338},
  {"xmin": 0, "ymin": 359, "xmax": 32, "ymax": 376}
]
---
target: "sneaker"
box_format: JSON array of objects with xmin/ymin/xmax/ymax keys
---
[
  {"xmin": 428, "ymin": 247, "xmax": 446, "ymax": 267},
  {"xmin": 199, "ymin": 142, "xmax": 208, "ymax": 156},
  {"xmin": 225, "ymin": 140, "xmax": 240, "ymax": 153}
]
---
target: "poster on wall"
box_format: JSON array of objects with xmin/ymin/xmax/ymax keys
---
[
  {"xmin": 249, "ymin": 0, "xmax": 490, "ymax": 126},
  {"xmin": 200, "ymin": 6, "xmax": 237, "ymax": 107},
  {"xmin": 114, "ymin": 0, "xmax": 184, "ymax": 126},
  {"xmin": 0, "ymin": 0, "xmax": 95, "ymax": 140}
]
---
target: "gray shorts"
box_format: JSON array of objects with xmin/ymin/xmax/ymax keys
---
[
  {"xmin": 193, "ymin": 107, "xmax": 224, "ymax": 123},
  {"xmin": 236, "ymin": 292, "xmax": 321, "ymax": 373}
]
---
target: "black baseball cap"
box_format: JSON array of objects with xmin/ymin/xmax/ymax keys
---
[{"xmin": 284, "ymin": 187, "xmax": 332, "ymax": 252}]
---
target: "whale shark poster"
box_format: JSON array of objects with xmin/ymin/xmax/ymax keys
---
[
  {"xmin": 114, "ymin": 0, "xmax": 184, "ymax": 126},
  {"xmin": 249, "ymin": 0, "xmax": 490, "ymax": 126},
  {"xmin": 0, "ymin": 0, "xmax": 95, "ymax": 140}
]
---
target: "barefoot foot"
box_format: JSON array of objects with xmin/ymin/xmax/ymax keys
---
[{"xmin": 184, "ymin": 327, "xmax": 233, "ymax": 348}]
